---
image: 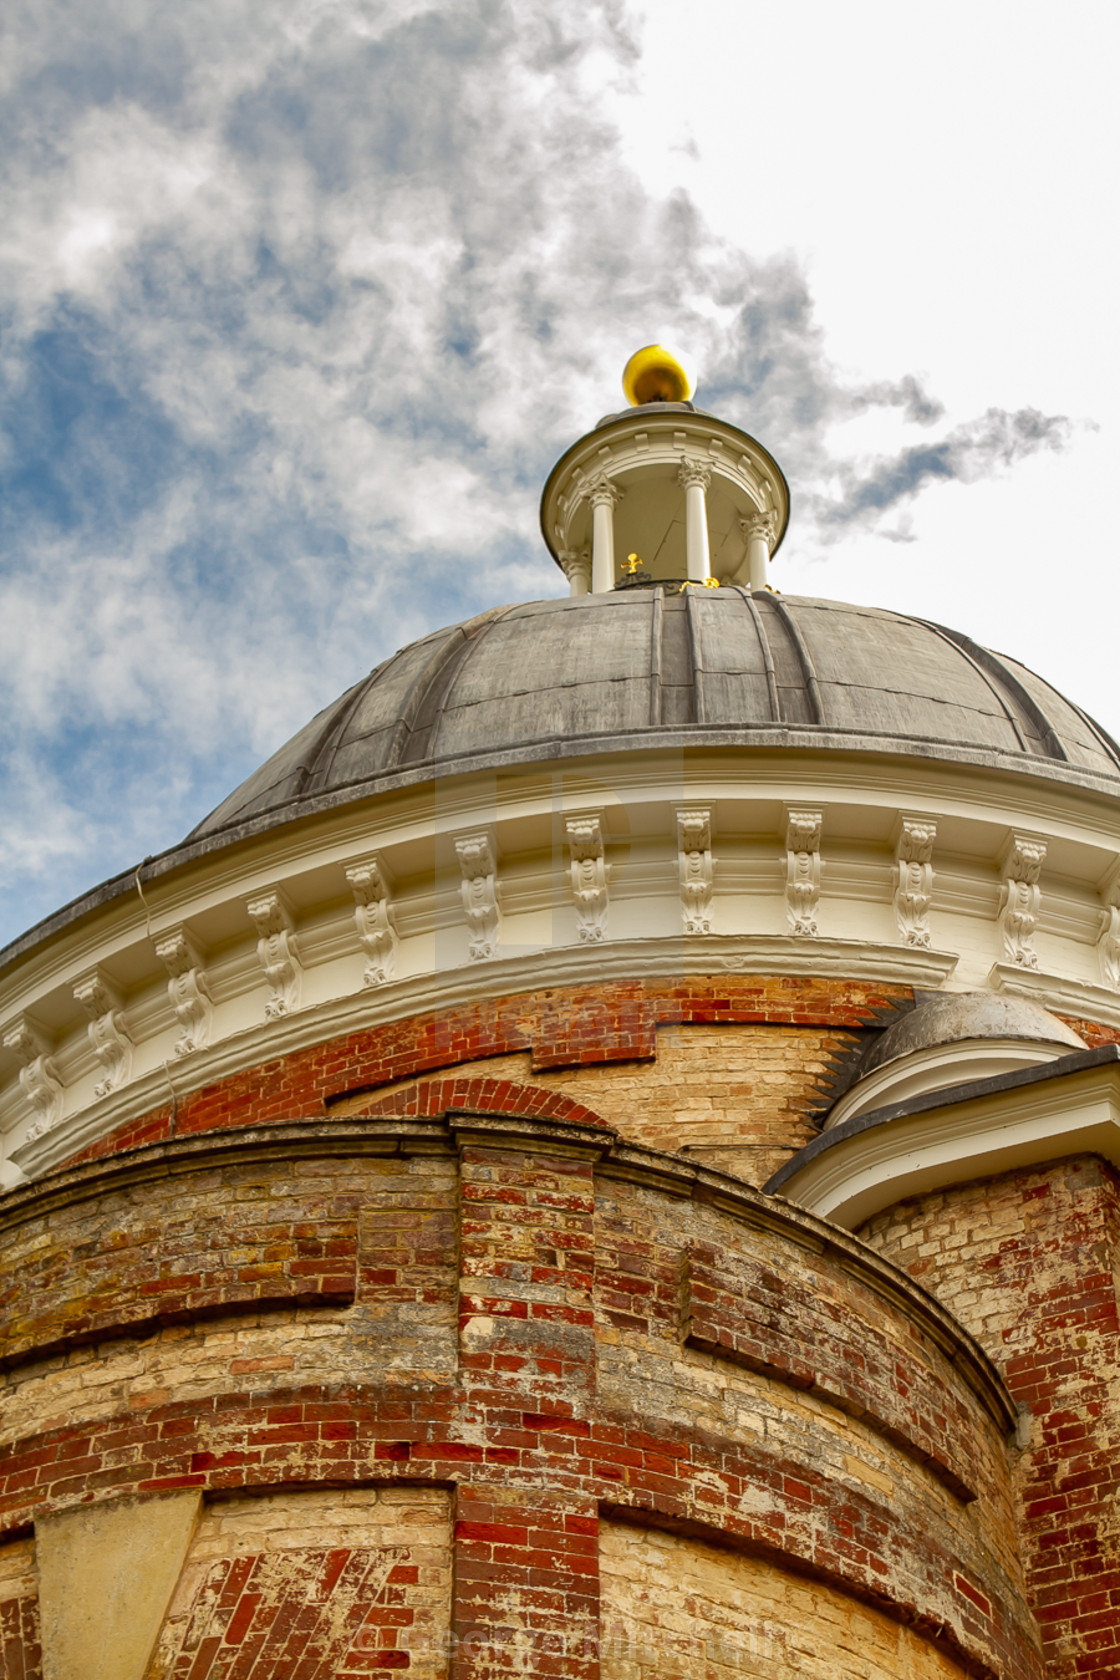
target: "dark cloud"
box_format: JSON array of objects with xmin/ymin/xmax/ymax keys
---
[
  {"xmin": 0, "ymin": 0, "xmax": 1075, "ymax": 944},
  {"xmin": 816, "ymin": 406, "xmax": 1072, "ymax": 528}
]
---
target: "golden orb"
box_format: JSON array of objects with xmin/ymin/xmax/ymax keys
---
[{"xmin": 622, "ymin": 344, "xmax": 693, "ymax": 406}]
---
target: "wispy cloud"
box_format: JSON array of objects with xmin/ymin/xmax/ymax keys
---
[
  {"xmin": 0, "ymin": 0, "xmax": 1073, "ymax": 946},
  {"xmin": 816, "ymin": 406, "xmax": 1072, "ymax": 529}
]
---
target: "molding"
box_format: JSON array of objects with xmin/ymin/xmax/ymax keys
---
[
  {"xmin": 565, "ymin": 813, "xmax": 609, "ymax": 943},
  {"xmin": 893, "ymin": 816, "xmax": 936, "ymax": 950},
  {"xmin": 5, "ymin": 744, "xmax": 1120, "ymax": 996},
  {"xmin": 455, "ymin": 832, "xmax": 501, "ymax": 961},
  {"xmin": 9, "ymin": 935, "xmax": 958, "ymax": 1182},
  {"xmin": 345, "ymin": 854, "xmax": 399, "ymax": 987},
  {"xmin": 997, "ymin": 831, "xmax": 1046, "ymax": 969},
  {"xmin": 988, "ymin": 961, "xmax": 1120, "ymax": 1030},
  {"xmin": 73, "ymin": 969, "xmax": 133, "ymax": 1100},
  {"xmin": 677, "ymin": 809, "xmax": 713, "ymax": 935},
  {"xmin": 154, "ymin": 927, "xmax": 213, "ymax": 1057},
  {"xmin": 246, "ymin": 889, "xmax": 302, "ymax": 1018},
  {"xmin": 785, "ymin": 808, "xmax": 822, "ymax": 936},
  {"xmin": 769, "ymin": 1048, "xmax": 1120, "ymax": 1232}
]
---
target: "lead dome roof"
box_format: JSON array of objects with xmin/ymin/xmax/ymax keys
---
[{"xmin": 193, "ymin": 585, "xmax": 1120, "ymax": 842}]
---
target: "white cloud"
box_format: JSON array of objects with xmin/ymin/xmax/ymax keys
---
[{"xmin": 0, "ymin": 0, "xmax": 1080, "ymax": 946}]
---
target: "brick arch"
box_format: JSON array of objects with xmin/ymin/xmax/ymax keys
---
[{"xmin": 360, "ymin": 1075, "xmax": 609, "ymax": 1129}]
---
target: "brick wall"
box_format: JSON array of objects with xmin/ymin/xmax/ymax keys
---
[
  {"xmin": 154, "ymin": 1486, "xmax": 452, "ymax": 1678},
  {"xmin": 859, "ymin": 1156, "xmax": 1120, "ymax": 1680},
  {"xmin": 0, "ymin": 1536, "xmax": 39, "ymax": 1680},
  {"xmin": 66, "ymin": 975, "xmax": 900, "ymax": 1184},
  {"xmin": 599, "ymin": 1518, "xmax": 972, "ymax": 1678},
  {"xmin": 0, "ymin": 1112, "xmax": 1036, "ymax": 1679}
]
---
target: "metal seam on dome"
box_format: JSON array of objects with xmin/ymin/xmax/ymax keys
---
[
  {"xmin": 297, "ymin": 658, "xmax": 408, "ymax": 799},
  {"xmin": 385, "ymin": 607, "xmax": 511, "ymax": 771},
  {"xmin": 930, "ymin": 624, "xmax": 1069, "ymax": 763},
  {"xmin": 1063, "ymin": 697, "xmax": 1120, "ymax": 773},
  {"xmin": 913, "ymin": 618, "xmax": 1031, "ymax": 753},
  {"xmin": 734, "ymin": 587, "xmax": 781, "ymax": 723},
  {"xmin": 649, "ymin": 588, "xmax": 664, "ymax": 727},
  {"xmin": 763, "ymin": 596, "xmax": 825, "ymax": 726},
  {"xmin": 685, "ymin": 587, "xmax": 707, "ymax": 725}
]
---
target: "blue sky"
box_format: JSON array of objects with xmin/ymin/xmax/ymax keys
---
[{"xmin": 1, "ymin": 0, "xmax": 1114, "ymax": 948}]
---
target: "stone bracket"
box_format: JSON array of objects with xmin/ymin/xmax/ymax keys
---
[
  {"xmin": 785, "ymin": 808, "xmax": 823, "ymax": 936},
  {"xmin": 565, "ymin": 813, "xmax": 609, "ymax": 943},
  {"xmin": 893, "ymin": 815, "xmax": 937, "ymax": 949},
  {"xmin": 677, "ymin": 809, "xmax": 713, "ymax": 935},
  {"xmin": 154, "ymin": 927, "xmax": 213, "ymax": 1056},
  {"xmin": 247, "ymin": 889, "xmax": 303, "ymax": 1017},
  {"xmin": 346, "ymin": 853, "xmax": 399, "ymax": 986},
  {"xmin": 455, "ymin": 832, "xmax": 501, "ymax": 961},
  {"xmin": 73, "ymin": 969, "xmax": 133, "ymax": 1099}
]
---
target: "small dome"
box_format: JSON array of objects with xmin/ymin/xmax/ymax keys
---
[
  {"xmin": 863, "ymin": 992, "xmax": 1085, "ymax": 1076},
  {"xmin": 823, "ymin": 992, "xmax": 1087, "ymax": 1130},
  {"xmin": 192, "ymin": 588, "xmax": 1120, "ymax": 843}
]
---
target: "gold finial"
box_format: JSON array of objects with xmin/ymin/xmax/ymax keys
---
[
  {"xmin": 624, "ymin": 552, "xmax": 643, "ymax": 576},
  {"xmin": 622, "ymin": 344, "xmax": 692, "ymax": 407}
]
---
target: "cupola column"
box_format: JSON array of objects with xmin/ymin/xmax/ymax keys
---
[
  {"xmin": 678, "ymin": 459, "xmax": 712, "ymax": 582},
  {"xmin": 741, "ymin": 511, "xmax": 777, "ymax": 590},
  {"xmin": 588, "ymin": 478, "xmax": 622, "ymax": 594},
  {"xmin": 559, "ymin": 549, "xmax": 591, "ymax": 597}
]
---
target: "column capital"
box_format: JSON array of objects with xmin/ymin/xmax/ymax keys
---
[
  {"xmin": 677, "ymin": 457, "xmax": 712, "ymax": 492},
  {"xmin": 558, "ymin": 548, "xmax": 591, "ymax": 587},
  {"xmin": 740, "ymin": 510, "xmax": 777, "ymax": 550},
  {"xmin": 586, "ymin": 475, "xmax": 623, "ymax": 509}
]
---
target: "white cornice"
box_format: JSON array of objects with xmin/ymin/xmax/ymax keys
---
[
  {"xmin": 9, "ymin": 935, "xmax": 957, "ymax": 1182},
  {"xmin": 773, "ymin": 1056, "xmax": 1120, "ymax": 1231},
  {"xmin": 988, "ymin": 963, "xmax": 1120, "ymax": 1030}
]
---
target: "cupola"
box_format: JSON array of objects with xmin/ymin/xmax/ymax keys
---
[{"xmin": 540, "ymin": 344, "xmax": 790, "ymax": 595}]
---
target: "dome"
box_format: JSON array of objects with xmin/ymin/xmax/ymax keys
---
[
  {"xmin": 193, "ymin": 585, "xmax": 1120, "ymax": 843},
  {"xmin": 822, "ymin": 991, "xmax": 1087, "ymax": 1131},
  {"xmin": 860, "ymin": 990, "xmax": 1085, "ymax": 1077}
]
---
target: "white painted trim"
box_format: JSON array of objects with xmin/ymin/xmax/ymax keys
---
[
  {"xmin": 9, "ymin": 935, "xmax": 957, "ymax": 1182},
  {"xmin": 776, "ymin": 1060, "xmax": 1120, "ymax": 1231},
  {"xmin": 825, "ymin": 1037, "xmax": 1077, "ymax": 1130},
  {"xmin": 988, "ymin": 963, "xmax": 1120, "ymax": 1030}
]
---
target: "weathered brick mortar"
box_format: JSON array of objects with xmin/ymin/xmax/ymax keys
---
[
  {"xmin": 0, "ymin": 1111, "xmax": 1034, "ymax": 1678},
  {"xmin": 61, "ymin": 976, "xmax": 905, "ymax": 1181},
  {"xmin": 860, "ymin": 1156, "xmax": 1120, "ymax": 1680}
]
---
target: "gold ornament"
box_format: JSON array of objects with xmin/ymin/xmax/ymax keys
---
[{"xmin": 622, "ymin": 345, "xmax": 693, "ymax": 406}]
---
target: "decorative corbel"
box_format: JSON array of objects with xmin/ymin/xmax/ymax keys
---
[
  {"xmin": 455, "ymin": 833, "xmax": 501, "ymax": 961},
  {"xmin": 893, "ymin": 817, "xmax": 937, "ymax": 949},
  {"xmin": 1097, "ymin": 861, "xmax": 1120, "ymax": 989},
  {"xmin": 998, "ymin": 833, "xmax": 1046, "ymax": 969},
  {"xmin": 566, "ymin": 814, "xmax": 609, "ymax": 943},
  {"xmin": 246, "ymin": 890, "xmax": 302, "ymax": 1017},
  {"xmin": 785, "ymin": 809, "xmax": 823, "ymax": 936},
  {"xmin": 154, "ymin": 926, "xmax": 213, "ymax": 1056},
  {"xmin": 677, "ymin": 809, "xmax": 713, "ymax": 935},
  {"xmin": 345, "ymin": 854, "xmax": 399, "ymax": 986},
  {"xmin": 73, "ymin": 969, "xmax": 134, "ymax": 1099},
  {"xmin": 2, "ymin": 1015, "xmax": 64, "ymax": 1139}
]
